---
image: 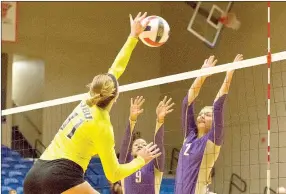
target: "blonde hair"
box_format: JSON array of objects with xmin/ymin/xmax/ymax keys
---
[
  {"xmin": 203, "ymin": 106, "xmax": 213, "ymax": 111},
  {"xmin": 86, "ymin": 74, "xmax": 117, "ymax": 108},
  {"xmin": 200, "ymin": 106, "xmax": 213, "ymax": 113}
]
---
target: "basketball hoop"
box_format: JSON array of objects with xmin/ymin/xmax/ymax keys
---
[{"xmin": 219, "ymin": 13, "xmax": 241, "ymax": 30}]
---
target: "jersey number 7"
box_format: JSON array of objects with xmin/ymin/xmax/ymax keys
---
[{"xmin": 60, "ymin": 112, "xmax": 84, "ymax": 139}]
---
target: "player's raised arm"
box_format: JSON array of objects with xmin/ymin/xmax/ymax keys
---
[
  {"xmin": 182, "ymin": 56, "xmax": 218, "ymax": 138},
  {"xmin": 108, "ymin": 12, "xmax": 150, "ymax": 79},
  {"xmin": 187, "ymin": 56, "xmax": 217, "ymax": 103},
  {"xmin": 95, "ymin": 121, "xmax": 161, "ymax": 183},
  {"xmin": 153, "ymin": 97, "xmax": 174, "ymax": 193},
  {"xmin": 208, "ymin": 54, "xmax": 243, "ymax": 145},
  {"xmin": 119, "ymin": 96, "xmax": 145, "ymax": 164},
  {"xmin": 154, "ymin": 96, "xmax": 174, "ymax": 172},
  {"xmin": 214, "ymin": 54, "xmax": 243, "ymax": 101}
]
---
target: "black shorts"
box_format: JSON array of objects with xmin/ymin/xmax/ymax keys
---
[{"xmin": 23, "ymin": 158, "xmax": 85, "ymax": 194}]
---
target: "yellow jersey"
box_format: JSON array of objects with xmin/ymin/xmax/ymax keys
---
[{"xmin": 40, "ymin": 36, "xmax": 145, "ymax": 183}]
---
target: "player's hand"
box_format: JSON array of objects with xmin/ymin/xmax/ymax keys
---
[
  {"xmin": 156, "ymin": 96, "xmax": 175, "ymax": 123},
  {"xmin": 227, "ymin": 54, "xmax": 243, "ymax": 74},
  {"xmin": 129, "ymin": 12, "xmax": 149, "ymax": 38},
  {"xmin": 201, "ymin": 55, "xmax": 218, "ymax": 77},
  {"xmin": 137, "ymin": 142, "xmax": 161, "ymax": 164},
  {"xmin": 202, "ymin": 55, "xmax": 218, "ymax": 69},
  {"xmin": 114, "ymin": 183, "xmax": 122, "ymax": 194},
  {"xmin": 233, "ymin": 54, "xmax": 243, "ymax": 62},
  {"xmin": 130, "ymin": 96, "xmax": 145, "ymax": 121}
]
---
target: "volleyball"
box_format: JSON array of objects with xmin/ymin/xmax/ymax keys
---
[{"xmin": 139, "ymin": 16, "xmax": 170, "ymax": 47}]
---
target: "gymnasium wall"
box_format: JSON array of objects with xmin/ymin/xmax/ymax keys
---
[{"xmin": 11, "ymin": 56, "xmax": 44, "ymax": 146}]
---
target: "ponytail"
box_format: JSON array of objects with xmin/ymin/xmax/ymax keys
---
[
  {"xmin": 86, "ymin": 74, "xmax": 118, "ymax": 108},
  {"xmin": 86, "ymin": 94, "xmax": 101, "ymax": 107}
]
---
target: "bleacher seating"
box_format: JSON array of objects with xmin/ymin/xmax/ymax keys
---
[
  {"xmin": 1, "ymin": 186, "xmax": 13, "ymax": 193},
  {"xmin": 17, "ymin": 187, "xmax": 24, "ymax": 193},
  {"xmin": 1, "ymin": 145, "xmax": 176, "ymax": 194},
  {"xmin": 1, "ymin": 145, "xmax": 34, "ymax": 194}
]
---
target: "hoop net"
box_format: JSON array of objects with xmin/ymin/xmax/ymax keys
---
[{"xmin": 219, "ymin": 13, "xmax": 241, "ymax": 30}]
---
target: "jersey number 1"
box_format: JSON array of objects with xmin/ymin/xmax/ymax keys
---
[{"xmin": 60, "ymin": 112, "xmax": 83, "ymax": 139}]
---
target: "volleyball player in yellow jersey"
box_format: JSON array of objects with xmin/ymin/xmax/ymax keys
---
[{"xmin": 23, "ymin": 12, "xmax": 162, "ymax": 194}]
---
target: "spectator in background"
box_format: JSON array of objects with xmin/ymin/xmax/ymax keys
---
[{"xmin": 9, "ymin": 190, "xmax": 17, "ymax": 194}]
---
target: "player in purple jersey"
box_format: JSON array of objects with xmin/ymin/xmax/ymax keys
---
[
  {"xmin": 119, "ymin": 96, "xmax": 174, "ymax": 194},
  {"xmin": 175, "ymin": 54, "xmax": 243, "ymax": 194}
]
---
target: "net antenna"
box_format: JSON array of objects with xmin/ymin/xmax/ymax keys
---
[{"xmin": 186, "ymin": 2, "xmax": 240, "ymax": 48}]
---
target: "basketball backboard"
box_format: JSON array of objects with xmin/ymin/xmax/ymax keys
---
[
  {"xmin": 2, "ymin": 2, "xmax": 17, "ymax": 42},
  {"xmin": 187, "ymin": 2, "xmax": 233, "ymax": 48}
]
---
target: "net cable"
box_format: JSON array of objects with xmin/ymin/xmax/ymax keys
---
[{"xmin": 2, "ymin": 51, "xmax": 286, "ymax": 116}]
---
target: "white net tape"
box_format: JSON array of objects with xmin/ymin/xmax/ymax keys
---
[{"xmin": 2, "ymin": 51, "xmax": 286, "ymax": 116}]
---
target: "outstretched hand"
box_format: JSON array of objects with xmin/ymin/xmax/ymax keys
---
[
  {"xmin": 129, "ymin": 12, "xmax": 149, "ymax": 38},
  {"xmin": 137, "ymin": 142, "xmax": 161, "ymax": 164},
  {"xmin": 130, "ymin": 96, "xmax": 145, "ymax": 121},
  {"xmin": 227, "ymin": 54, "xmax": 243, "ymax": 74},
  {"xmin": 156, "ymin": 96, "xmax": 175, "ymax": 122},
  {"xmin": 201, "ymin": 55, "xmax": 218, "ymax": 77},
  {"xmin": 233, "ymin": 54, "xmax": 243, "ymax": 62}
]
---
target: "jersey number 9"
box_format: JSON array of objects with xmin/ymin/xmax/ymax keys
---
[{"xmin": 135, "ymin": 170, "xmax": 142, "ymax": 183}]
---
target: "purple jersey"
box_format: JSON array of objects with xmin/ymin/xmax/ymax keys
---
[
  {"xmin": 123, "ymin": 161, "xmax": 155, "ymax": 194},
  {"xmin": 175, "ymin": 94, "xmax": 226, "ymax": 194},
  {"xmin": 119, "ymin": 121, "xmax": 165, "ymax": 194}
]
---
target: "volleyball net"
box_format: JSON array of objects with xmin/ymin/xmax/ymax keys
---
[{"xmin": 1, "ymin": 51, "xmax": 286, "ymax": 193}]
